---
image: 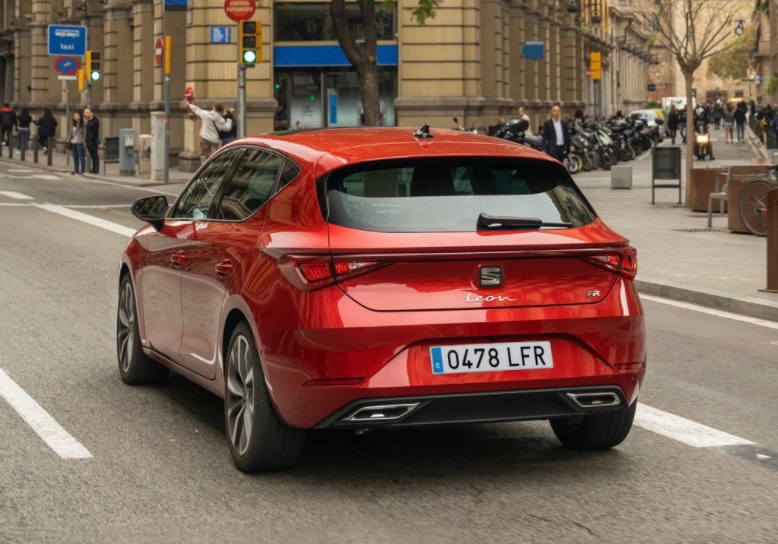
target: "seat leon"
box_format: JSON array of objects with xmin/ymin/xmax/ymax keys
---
[{"xmin": 117, "ymin": 126, "xmax": 646, "ymax": 472}]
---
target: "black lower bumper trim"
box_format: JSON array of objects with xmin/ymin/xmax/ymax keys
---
[{"xmin": 316, "ymin": 386, "xmax": 627, "ymax": 429}]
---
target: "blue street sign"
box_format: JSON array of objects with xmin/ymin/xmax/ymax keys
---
[
  {"xmin": 647, "ymin": 83, "xmax": 657, "ymax": 92},
  {"xmin": 164, "ymin": 0, "xmax": 187, "ymax": 12},
  {"xmin": 48, "ymin": 25, "xmax": 87, "ymax": 57},
  {"xmin": 522, "ymin": 42, "xmax": 545, "ymax": 60},
  {"xmin": 210, "ymin": 26, "xmax": 233, "ymax": 44}
]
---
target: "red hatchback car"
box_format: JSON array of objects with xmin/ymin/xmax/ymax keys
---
[{"xmin": 118, "ymin": 126, "xmax": 646, "ymax": 472}]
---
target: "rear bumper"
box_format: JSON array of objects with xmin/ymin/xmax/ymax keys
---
[{"xmin": 316, "ymin": 386, "xmax": 629, "ymax": 429}]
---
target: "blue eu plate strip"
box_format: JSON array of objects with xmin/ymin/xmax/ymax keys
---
[{"xmin": 431, "ymin": 347, "xmax": 443, "ymax": 374}]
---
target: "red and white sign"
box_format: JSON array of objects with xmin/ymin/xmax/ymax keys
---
[
  {"xmin": 155, "ymin": 37, "xmax": 165, "ymax": 66},
  {"xmin": 224, "ymin": 0, "xmax": 256, "ymax": 22}
]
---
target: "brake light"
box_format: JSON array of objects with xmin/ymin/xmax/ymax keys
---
[
  {"xmin": 585, "ymin": 247, "xmax": 638, "ymax": 279},
  {"xmin": 260, "ymin": 249, "xmax": 387, "ymax": 291}
]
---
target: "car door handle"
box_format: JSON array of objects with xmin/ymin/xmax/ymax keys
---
[
  {"xmin": 171, "ymin": 252, "xmax": 187, "ymax": 267},
  {"xmin": 215, "ymin": 260, "xmax": 234, "ymax": 276}
]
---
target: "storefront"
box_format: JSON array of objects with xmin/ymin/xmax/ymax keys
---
[{"xmin": 273, "ymin": 2, "xmax": 398, "ymax": 130}]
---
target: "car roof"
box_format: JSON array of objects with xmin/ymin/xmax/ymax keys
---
[{"xmin": 228, "ymin": 127, "xmax": 556, "ymax": 173}]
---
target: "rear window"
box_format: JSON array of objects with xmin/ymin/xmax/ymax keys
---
[{"xmin": 325, "ymin": 158, "xmax": 597, "ymax": 232}]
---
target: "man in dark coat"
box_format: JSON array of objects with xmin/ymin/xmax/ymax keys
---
[
  {"xmin": 84, "ymin": 107, "xmax": 100, "ymax": 174},
  {"xmin": 540, "ymin": 103, "xmax": 574, "ymax": 162}
]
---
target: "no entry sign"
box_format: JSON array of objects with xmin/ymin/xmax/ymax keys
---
[
  {"xmin": 155, "ymin": 37, "xmax": 164, "ymax": 66},
  {"xmin": 224, "ymin": 0, "xmax": 256, "ymax": 22}
]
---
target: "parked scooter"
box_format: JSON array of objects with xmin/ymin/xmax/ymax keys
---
[{"xmin": 693, "ymin": 117, "xmax": 714, "ymax": 160}]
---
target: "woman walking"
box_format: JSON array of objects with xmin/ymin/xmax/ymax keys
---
[
  {"xmin": 69, "ymin": 111, "xmax": 86, "ymax": 175},
  {"xmin": 36, "ymin": 108, "xmax": 57, "ymax": 152},
  {"xmin": 722, "ymin": 106, "xmax": 735, "ymax": 143},
  {"xmin": 16, "ymin": 108, "xmax": 32, "ymax": 152}
]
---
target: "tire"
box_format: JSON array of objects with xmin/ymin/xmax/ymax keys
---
[
  {"xmin": 739, "ymin": 179, "xmax": 773, "ymax": 236},
  {"xmin": 599, "ymin": 150, "xmax": 614, "ymax": 170},
  {"xmin": 582, "ymin": 152, "xmax": 595, "ymax": 172},
  {"xmin": 224, "ymin": 321, "xmax": 305, "ymax": 472},
  {"xmin": 550, "ymin": 400, "xmax": 637, "ymax": 450},
  {"xmin": 565, "ymin": 153, "xmax": 582, "ymax": 174},
  {"xmin": 116, "ymin": 274, "xmax": 170, "ymax": 385}
]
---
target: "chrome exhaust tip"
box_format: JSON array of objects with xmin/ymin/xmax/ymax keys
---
[
  {"xmin": 566, "ymin": 392, "xmax": 621, "ymax": 409},
  {"xmin": 342, "ymin": 403, "xmax": 420, "ymax": 422}
]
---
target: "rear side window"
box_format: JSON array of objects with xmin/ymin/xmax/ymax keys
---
[
  {"xmin": 214, "ymin": 149, "xmax": 282, "ymax": 221},
  {"xmin": 325, "ymin": 158, "xmax": 597, "ymax": 232}
]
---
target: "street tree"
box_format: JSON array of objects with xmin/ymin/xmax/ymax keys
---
[
  {"xmin": 707, "ymin": 25, "xmax": 754, "ymax": 81},
  {"xmin": 330, "ymin": 0, "xmax": 437, "ymax": 126},
  {"xmin": 638, "ymin": 0, "xmax": 749, "ymax": 204}
]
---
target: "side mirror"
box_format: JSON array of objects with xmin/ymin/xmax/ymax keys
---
[{"xmin": 131, "ymin": 196, "xmax": 169, "ymax": 231}]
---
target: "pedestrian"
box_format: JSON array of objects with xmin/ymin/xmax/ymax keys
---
[
  {"xmin": 667, "ymin": 105, "xmax": 679, "ymax": 145},
  {"xmin": 186, "ymin": 101, "xmax": 232, "ymax": 163},
  {"xmin": 517, "ymin": 105, "xmax": 532, "ymax": 134},
  {"xmin": 220, "ymin": 107, "xmax": 238, "ymax": 146},
  {"xmin": 35, "ymin": 108, "xmax": 57, "ymax": 152},
  {"xmin": 83, "ymin": 107, "xmax": 100, "ymax": 174},
  {"xmin": 722, "ymin": 105, "xmax": 735, "ymax": 143},
  {"xmin": 540, "ymin": 103, "xmax": 574, "ymax": 163},
  {"xmin": 16, "ymin": 107, "xmax": 32, "ymax": 153},
  {"xmin": 713, "ymin": 103, "xmax": 723, "ymax": 130},
  {"xmin": 679, "ymin": 109, "xmax": 687, "ymax": 144},
  {"xmin": 734, "ymin": 103, "xmax": 746, "ymax": 143},
  {"xmin": 0, "ymin": 103, "xmax": 17, "ymax": 147},
  {"xmin": 68, "ymin": 111, "xmax": 86, "ymax": 175}
]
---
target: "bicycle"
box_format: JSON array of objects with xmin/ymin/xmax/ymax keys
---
[{"xmin": 739, "ymin": 164, "xmax": 778, "ymax": 236}]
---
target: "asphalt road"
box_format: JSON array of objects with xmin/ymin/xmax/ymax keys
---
[{"xmin": 1, "ymin": 165, "xmax": 777, "ymax": 543}]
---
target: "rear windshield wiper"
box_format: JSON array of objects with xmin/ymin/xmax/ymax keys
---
[{"xmin": 477, "ymin": 213, "xmax": 572, "ymax": 231}]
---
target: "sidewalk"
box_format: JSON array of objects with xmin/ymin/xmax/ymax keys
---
[{"xmin": 2, "ymin": 131, "xmax": 777, "ymax": 322}]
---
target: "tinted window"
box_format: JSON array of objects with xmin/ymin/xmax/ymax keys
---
[
  {"xmin": 274, "ymin": 3, "xmax": 396, "ymax": 41},
  {"xmin": 278, "ymin": 159, "xmax": 301, "ymax": 192},
  {"xmin": 214, "ymin": 149, "xmax": 283, "ymax": 221},
  {"xmin": 325, "ymin": 158, "xmax": 597, "ymax": 232},
  {"xmin": 170, "ymin": 151, "xmax": 242, "ymax": 220}
]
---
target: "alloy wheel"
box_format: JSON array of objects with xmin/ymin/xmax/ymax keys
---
[
  {"xmin": 226, "ymin": 334, "xmax": 255, "ymax": 457},
  {"xmin": 117, "ymin": 279, "xmax": 136, "ymax": 374}
]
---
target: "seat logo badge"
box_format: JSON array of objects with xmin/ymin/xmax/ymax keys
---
[{"xmin": 479, "ymin": 266, "xmax": 502, "ymax": 287}]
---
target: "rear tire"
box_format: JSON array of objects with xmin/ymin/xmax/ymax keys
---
[
  {"xmin": 739, "ymin": 179, "xmax": 772, "ymax": 236},
  {"xmin": 224, "ymin": 321, "xmax": 305, "ymax": 472},
  {"xmin": 550, "ymin": 400, "xmax": 637, "ymax": 450},
  {"xmin": 116, "ymin": 274, "xmax": 170, "ymax": 385}
]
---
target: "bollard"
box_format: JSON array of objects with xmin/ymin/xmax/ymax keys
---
[
  {"xmin": 766, "ymin": 188, "xmax": 778, "ymax": 293},
  {"xmin": 7, "ymin": 133, "xmax": 13, "ymax": 159},
  {"xmin": 47, "ymin": 137, "xmax": 52, "ymax": 167},
  {"xmin": 33, "ymin": 137, "xmax": 38, "ymax": 164}
]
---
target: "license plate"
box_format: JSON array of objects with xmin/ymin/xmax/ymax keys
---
[{"xmin": 430, "ymin": 341, "xmax": 553, "ymax": 375}]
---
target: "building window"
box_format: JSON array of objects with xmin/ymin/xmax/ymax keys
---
[{"xmin": 274, "ymin": 2, "xmax": 397, "ymax": 42}]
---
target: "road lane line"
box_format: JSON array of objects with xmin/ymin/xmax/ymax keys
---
[
  {"xmin": 0, "ymin": 191, "xmax": 34, "ymax": 200},
  {"xmin": 0, "ymin": 369, "xmax": 92, "ymax": 459},
  {"xmin": 636, "ymin": 403, "xmax": 754, "ymax": 448},
  {"xmin": 35, "ymin": 203, "xmax": 137, "ymax": 237},
  {"xmin": 640, "ymin": 294, "xmax": 778, "ymax": 330}
]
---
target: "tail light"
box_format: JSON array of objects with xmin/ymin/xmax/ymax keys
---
[
  {"xmin": 261, "ymin": 250, "xmax": 386, "ymax": 291},
  {"xmin": 584, "ymin": 246, "xmax": 638, "ymax": 279}
]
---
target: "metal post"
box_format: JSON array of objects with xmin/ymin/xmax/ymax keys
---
[
  {"xmin": 65, "ymin": 81, "xmax": 71, "ymax": 168},
  {"xmin": 87, "ymin": 81, "xmax": 92, "ymax": 109},
  {"xmin": 47, "ymin": 137, "xmax": 52, "ymax": 167},
  {"xmin": 164, "ymin": 35, "xmax": 172, "ymax": 184},
  {"xmin": 237, "ymin": 64, "xmax": 246, "ymax": 138},
  {"xmin": 765, "ymin": 189, "xmax": 778, "ymax": 292}
]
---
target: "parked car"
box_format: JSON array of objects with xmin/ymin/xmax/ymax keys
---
[
  {"xmin": 629, "ymin": 109, "xmax": 663, "ymax": 127},
  {"xmin": 118, "ymin": 126, "xmax": 647, "ymax": 472}
]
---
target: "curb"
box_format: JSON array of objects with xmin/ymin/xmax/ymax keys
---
[{"xmin": 636, "ymin": 278, "xmax": 778, "ymax": 322}]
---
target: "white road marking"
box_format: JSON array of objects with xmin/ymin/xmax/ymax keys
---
[
  {"xmin": 69, "ymin": 204, "xmax": 133, "ymax": 209},
  {"xmin": 640, "ymin": 294, "xmax": 778, "ymax": 330},
  {"xmin": 30, "ymin": 174, "xmax": 63, "ymax": 181},
  {"xmin": 0, "ymin": 369, "xmax": 92, "ymax": 459},
  {"xmin": 8, "ymin": 169, "xmax": 34, "ymax": 173},
  {"xmin": 0, "ymin": 202, "xmax": 33, "ymax": 207},
  {"xmin": 0, "ymin": 191, "xmax": 34, "ymax": 200},
  {"xmin": 35, "ymin": 203, "xmax": 137, "ymax": 237},
  {"xmin": 635, "ymin": 404, "xmax": 753, "ymax": 448}
]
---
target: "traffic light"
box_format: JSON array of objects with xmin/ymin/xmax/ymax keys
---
[
  {"xmin": 239, "ymin": 20, "xmax": 261, "ymax": 66},
  {"xmin": 86, "ymin": 50, "xmax": 101, "ymax": 81}
]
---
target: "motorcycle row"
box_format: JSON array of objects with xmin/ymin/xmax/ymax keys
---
[{"xmin": 454, "ymin": 115, "xmax": 665, "ymax": 175}]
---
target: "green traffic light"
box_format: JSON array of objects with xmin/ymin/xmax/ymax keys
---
[
  {"xmin": 91, "ymin": 71, "xmax": 101, "ymax": 81},
  {"xmin": 242, "ymin": 50, "xmax": 257, "ymax": 64}
]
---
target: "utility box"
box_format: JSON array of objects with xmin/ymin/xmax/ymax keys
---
[
  {"xmin": 119, "ymin": 128, "xmax": 136, "ymax": 176},
  {"xmin": 611, "ymin": 165, "xmax": 632, "ymax": 189},
  {"xmin": 150, "ymin": 112, "xmax": 167, "ymax": 181},
  {"xmin": 137, "ymin": 135, "xmax": 152, "ymax": 176}
]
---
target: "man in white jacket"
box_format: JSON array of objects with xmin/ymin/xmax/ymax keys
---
[{"xmin": 187, "ymin": 102, "xmax": 233, "ymax": 163}]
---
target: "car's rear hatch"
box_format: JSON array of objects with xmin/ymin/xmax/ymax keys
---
[{"xmin": 321, "ymin": 157, "xmax": 635, "ymax": 311}]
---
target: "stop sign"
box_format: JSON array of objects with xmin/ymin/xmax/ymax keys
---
[
  {"xmin": 155, "ymin": 37, "xmax": 164, "ymax": 66},
  {"xmin": 224, "ymin": 0, "xmax": 256, "ymax": 22}
]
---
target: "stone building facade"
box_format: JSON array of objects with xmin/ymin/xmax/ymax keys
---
[{"xmin": 0, "ymin": 0, "xmax": 660, "ymax": 172}]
